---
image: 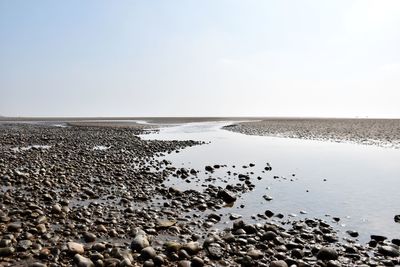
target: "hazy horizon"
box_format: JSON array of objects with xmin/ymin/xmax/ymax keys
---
[{"xmin": 1, "ymin": 1, "xmax": 400, "ymax": 118}]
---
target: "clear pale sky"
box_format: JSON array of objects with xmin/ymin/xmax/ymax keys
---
[{"xmin": 1, "ymin": 0, "xmax": 400, "ymax": 118}]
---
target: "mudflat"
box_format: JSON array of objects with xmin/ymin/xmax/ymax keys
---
[
  {"xmin": 224, "ymin": 118, "xmax": 400, "ymax": 148},
  {"xmin": 1, "ymin": 121, "xmax": 400, "ymax": 266}
]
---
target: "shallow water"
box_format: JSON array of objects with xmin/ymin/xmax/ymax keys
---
[{"xmin": 141, "ymin": 121, "xmax": 400, "ymax": 243}]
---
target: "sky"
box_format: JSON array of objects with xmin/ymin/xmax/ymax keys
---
[{"xmin": 1, "ymin": 0, "xmax": 400, "ymax": 118}]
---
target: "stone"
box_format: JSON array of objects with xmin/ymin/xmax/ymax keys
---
[
  {"xmin": 270, "ymin": 260, "xmax": 288, "ymax": 267},
  {"xmin": 178, "ymin": 260, "xmax": 191, "ymax": 267},
  {"xmin": 327, "ymin": 260, "xmax": 342, "ymax": 267},
  {"xmin": 217, "ymin": 189, "xmax": 237, "ymax": 203},
  {"xmin": 141, "ymin": 246, "xmax": 156, "ymax": 260},
  {"xmin": 206, "ymin": 243, "xmax": 224, "ymax": 259},
  {"xmin": 378, "ymin": 245, "xmax": 400, "ymax": 257},
  {"xmin": 346, "ymin": 230, "xmax": 359, "ymax": 238},
  {"xmin": 83, "ymin": 232, "xmax": 96, "ymax": 242},
  {"xmin": 74, "ymin": 254, "xmax": 95, "ymax": 267},
  {"xmin": 130, "ymin": 233, "xmax": 149, "ymax": 251},
  {"xmin": 394, "ymin": 215, "xmax": 400, "ymax": 223},
  {"xmin": 371, "ymin": 235, "xmax": 387, "ymax": 242},
  {"xmin": 0, "ymin": 247, "xmax": 15, "ymax": 257},
  {"xmin": 67, "ymin": 241, "xmax": 84, "ymax": 254},
  {"xmin": 52, "ymin": 204, "xmax": 62, "ymax": 214},
  {"xmin": 247, "ymin": 248, "xmax": 263, "ymax": 259},
  {"xmin": 7, "ymin": 223, "xmax": 21, "ymax": 232},
  {"xmin": 317, "ymin": 247, "xmax": 339, "ymax": 261},
  {"xmin": 183, "ymin": 241, "xmax": 201, "ymax": 255},
  {"xmin": 205, "ymin": 166, "xmax": 214, "ymax": 172},
  {"xmin": 17, "ymin": 239, "xmax": 32, "ymax": 251},
  {"xmin": 191, "ymin": 256, "xmax": 204, "ymax": 267}
]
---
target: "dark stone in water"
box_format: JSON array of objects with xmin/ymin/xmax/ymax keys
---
[
  {"xmin": 205, "ymin": 166, "xmax": 214, "ymax": 172},
  {"xmin": 217, "ymin": 189, "xmax": 237, "ymax": 203},
  {"xmin": 265, "ymin": 210, "xmax": 274, "ymax": 217},
  {"xmin": 346, "ymin": 230, "xmax": 359, "ymax": 238},
  {"xmin": 371, "ymin": 235, "xmax": 387, "ymax": 242},
  {"xmin": 394, "ymin": 215, "xmax": 400, "ymax": 223}
]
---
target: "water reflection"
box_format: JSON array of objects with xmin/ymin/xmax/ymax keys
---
[{"xmin": 141, "ymin": 121, "xmax": 400, "ymax": 243}]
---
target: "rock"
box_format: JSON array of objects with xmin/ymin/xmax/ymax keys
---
[
  {"xmin": 317, "ymin": 247, "xmax": 339, "ymax": 261},
  {"xmin": 156, "ymin": 219, "xmax": 176, "ymax": 229},
  {"xmin": 191, "ymin": 256, "xmax": 204, "ymax": 267},
  {"xmin": 205, "ymin": 166, "xmax": 214, "ymax": 172},
  {"xmin": 183, "ymin": 241, "xmax": 201, "ymax": 255},
  {"xmin": 143, "ymin": 260, "xmax": 154, "ymax": 267},
  {"xmin": 394, "ymin": 215, "xmax": 400, "ymax": 223},
  {"xmin": 0, "ymin": 247, "xmax": 15, "ymax": 257},
  {"xmin": 29, "ymin": 263, "xmax": 47, "ymax": 267},
  {"xmin": 229, "ymin": 213, "xmax": 242, "ymax": 220},
  {"xmin": 141, "ymin": 246, "xmax": 156, "ymax": 260},
  {"xmin": 291, "ymin": 248, "xmax": 304, "ymax": 259},
  {"xmin": 67, "ymin": 241, "xmax": 85, "ymax": 254},
  {"xmin": 177, "ymin": 260, "xmax": 191, "ymax": 267},
  {"xmin": 164, "ymin": 241, "xmax": 182, "ymax": 252},
  {"xmin": 7, "ymin": 222, "xmax": 21, "ymax": 232},
  {"xmin": 17, "ymin": 239, "xmax": 32, "ymax": 251},
  {"xmin": 327, "ymin": 260, "xmax": 342, "ymax": 267},
  {"xmin": 37, "ymin": 223, "xmax": 47, "ymax": 234},
  {"xmin": 208, "ymin": 213, "xmax": 221, "ymax": 222},
  {"xmin": 247, "ymin": 248, "xmax": 263, "ymax": 259},
  {"xmin": 206, "ymin": 243, "xmax": 224, "ymax": 259},
  {"xmin": 52, "ymin": 204, "xmax": 62, "ymax": 214},
  {"xmin": 74, "ymin": 254, "xmax": 95, "ymax": 267},
  {"xmin": 392, "ymin": 239, "xmax": 400, "ymax": 246},
  {"xmin": 263, "ymin": 195, "xmax": 273, "ymax": 201},
  {"xmin": 270, "ymin": 260, "xmax": 288, "ymax": 267},
  {"xmin": 346, "ymin": 230, "xmax": 359, "ymax": 238},
  {"xmin": 262, "ymin": 231, "xmax": 277, "ymax": 241},
  {"xmin": 217, "ymin": 189, "xmax": 237, "ymax": 203},
  {"xmin": 371, "ymin": 235, "xmax": 387, "ymax": 242},
  {"xmin": 378, "ymin": 245, "xmax": 400, "ymax": 257},
  {"xmin": 130, "ymin": 232, "xmax": 149, "ymax": 251},
  {"xmin": 92, "ymin": 242, "xmax": 106, "ymax": 251},
  {"xmin": 83, "ymin": 232, "xmax": 96, "ymax": 242},
  {"xmin": 265, "ymin": 210, "xmax": 274, "ymax": 217}
]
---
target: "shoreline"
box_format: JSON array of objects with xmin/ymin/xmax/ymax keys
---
[
  {"xmin": 223, "ymin": 119, "xmax": 400, "ymax": 149},
  {"xmin": 0, "ymin": 123, "xmax": 399, "ymax": 266}
]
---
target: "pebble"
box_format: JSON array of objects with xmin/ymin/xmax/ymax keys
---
[
  {"xmin": 378, "ymin": 245, "xmax": 400, "ymax": 257},
  {"xmin": 74, "ymin": 254, "xmax": 95, "ymax": 267},
  {"xmin": 67, "ymin": 241, "xmax": 84, "ymax": 254},
  {"xmin": 317, "ymin": 247, "xmax": 339, "ymax": 261},
  {"xmin": 270, "ymin": 260, "xmax": 288, "ymax": 267}
]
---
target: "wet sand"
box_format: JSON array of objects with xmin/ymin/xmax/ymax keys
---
[
  {"xmin": 0, "ymin": 121, "xmax": 399, "ymax": 266},
  {"xmin": 224, "ymin": 118, "xmax": 400, "ymax": 149}
]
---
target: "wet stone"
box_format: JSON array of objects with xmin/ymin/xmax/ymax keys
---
[
  {"xmin": 141, "ymin": 246, "xmax": 156, "ymax": 260},
  {"xmin": 74, "ymin": 254, "xmax": 95, "ymax": 267},
  {"xmin": 317, "ymin": 247, "xmax": 339, "ymax": 261},
  {"xmin": 378, "ymin": 245, "xmax": 400, "ymax": 257},
  {"xmin": 270, "ymin": 260, "xmax": 288, "ymax": 267},
  {"xmin": 206, "ymin": 243, "xmax": 224, "ymax": 259},
  {"xmin": 0, "ymin": 247, "xmax": 15, "ymax": 257},
  {"xmin": 17, "ymin": 240, "xmax": 32, "ymax": 251},
  {"xmin": 67, "ymin": 241, "xmax": 84, "ymax": 254}
]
